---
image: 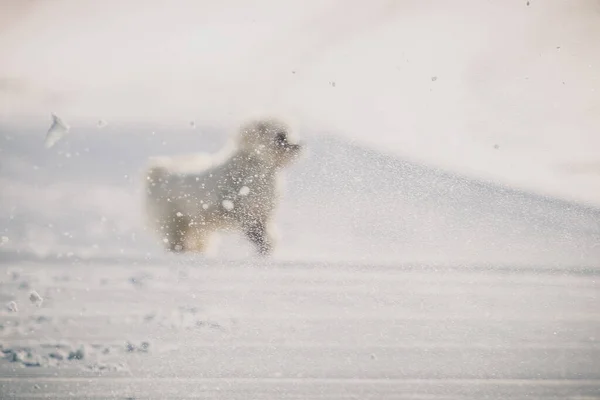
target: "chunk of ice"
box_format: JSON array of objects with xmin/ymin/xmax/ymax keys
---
[
  {"xmin": 6, "ymin": 301, "xmax": 17, "ymax": 312},
  {"xmin": 29, "ymin": 291, "xmax": 43, "ymax": 307},
  {"xmin": 44, "ymin": 113, "xmax": 70, "ymax": 148}
]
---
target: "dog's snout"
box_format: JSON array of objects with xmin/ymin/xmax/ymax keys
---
[{"xmin": 286, "ymin": 143, "xmax": 302, "ymax": 152}]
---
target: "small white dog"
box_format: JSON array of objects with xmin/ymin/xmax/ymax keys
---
[{"xmin": 144, "ymin": 117, "xmax": 302, "ymax": 256}]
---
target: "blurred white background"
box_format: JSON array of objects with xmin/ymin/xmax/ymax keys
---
[{"xmin": 1, "ymin": 0, "xmax": 599, "ymax": 206}]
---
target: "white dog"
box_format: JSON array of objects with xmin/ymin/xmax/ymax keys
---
[{"xmin": 144, "ymin": 117, "xmax": 302, "ymax": 256}]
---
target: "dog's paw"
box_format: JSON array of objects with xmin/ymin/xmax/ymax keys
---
[
  {"xmin": 257, "ymin": 241, "xmax": 273, "ymax": 256},
  {"xmin": 170, "ymin": 244, "xmax": 185, "ymax": 253}
]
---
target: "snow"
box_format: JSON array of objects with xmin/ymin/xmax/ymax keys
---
[
  {"xmin": 238, "ymin": 186, "xmax": 250, "ymax": 196},
  {"xmin": 0, "ymin": 261, "xmax": 598, "ymax": 398},
  {"xmin": 0, "ymin": 121, "xmax": 597, "ymax": 397},
  {"xmin": 222, "ymin": 200, "xmax": 234, "ymax": 211},
  {"xmin": 0, "ymin": 128, "xmax": 598, "ymax": 265},
  {"xmin": 0, "ymin": 1, "xmax": 599, "ymax": 398}
]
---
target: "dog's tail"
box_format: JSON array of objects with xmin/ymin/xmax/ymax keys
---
[{"xmin": 144, "ymin": 164, "xmax": 169, "ymax": 197}]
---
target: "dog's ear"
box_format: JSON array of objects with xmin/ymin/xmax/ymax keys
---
[
  {"xmin": 255, "ymin": 122, "xmax": 267, "ymax": 133},
  {"xmin": 238, "ymin": 119, "xmax": 270, "ymax": 143},
  {"xmin": 236, "ymin": 117, "xmax": 297, "ymax": 156}
]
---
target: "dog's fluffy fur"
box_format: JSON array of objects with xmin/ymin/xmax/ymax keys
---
[{"xmin": 144, "ymin": 117, "xmax": 302, "ymax": 256}]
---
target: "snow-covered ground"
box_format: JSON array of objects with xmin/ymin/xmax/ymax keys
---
[
  {"xmin": 0, "ymin": 122, "xmax": 599, "ymax": 399},
  {"xmin": 1, "ymin": 0, "xmax": 600, "ymax": 398},
  {"xmin": 1, "ymin": 260, "xmax": 599, "ymax": 398},
  {"xmin": 1, "ymin": 124, "xmax": 599, "ymax": 266}
]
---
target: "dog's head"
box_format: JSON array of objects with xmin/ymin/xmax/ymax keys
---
[{"xmin": 236, "ymin": 118, "xmax": 302, "ymax": 168}]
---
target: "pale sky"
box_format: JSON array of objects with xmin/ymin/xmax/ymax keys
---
[{"xmin": 1, "ymin": 0, "xmax": 599, "ymax": 206}]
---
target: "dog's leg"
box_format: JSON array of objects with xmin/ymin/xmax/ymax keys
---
[
  {"xmin": 165, "ymin": 212, "xmax": 191, "ymax": 253},
  {"xmin": 185, "ymin": 225, "xmax": 210, "ymax": 253},
  {"xmin": 243, "ymin": 220, "xmax": 273, "ymax": 256}
]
